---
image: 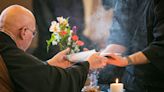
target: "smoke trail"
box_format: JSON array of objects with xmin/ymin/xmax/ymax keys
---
[
  {"xmin": 83, "ymin": 2, "xmax": 113, "ymax": 49},
  {"xmin": 106, "ymin": 0, "xmax": 149, "ymax": 54}
]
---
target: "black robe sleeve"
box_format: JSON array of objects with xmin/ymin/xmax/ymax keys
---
[
  {"xmin": 2, "ymin": 47, "xmax": 89, "ymax": 92},
  {"xmin": 143, "ymin": 0, "xmax": 164, "ymax": 74}
]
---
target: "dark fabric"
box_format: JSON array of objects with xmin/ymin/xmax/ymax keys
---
[
  {"xmin": 0, "ymin": 32, "xmax": 89, "ymax": 92},
  {"xmin": 98, "ymin": 65, "xmax": 124, "ymax": 84},
  {"xmin": 107, "ymin": 0, "xmax": 149, "ymax": 55},
  {"xmin": 140, "ymin": 0, "xmax": 164, "ymax": 90},
  {"xmin": 100, "ymin": 0, "xmax": 164, "ymax": 92}
]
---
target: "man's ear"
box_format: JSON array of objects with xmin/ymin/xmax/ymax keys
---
[{"xmin": 20, "ymin": 27, "xmax": 27, "ymax": 40}]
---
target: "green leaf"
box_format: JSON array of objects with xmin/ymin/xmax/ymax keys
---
[{"xmin": 46, "ymin": 33, "xmax": 56, "ymax": 52}]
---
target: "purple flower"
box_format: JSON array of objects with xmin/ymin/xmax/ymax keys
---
[{"xmin": 72, "ymin": 26, "xmax": 78, "ymax": 34}]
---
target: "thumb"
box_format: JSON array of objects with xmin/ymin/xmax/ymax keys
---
[{"xmin": 60, "ymin": 48, "xmax": 70, "ymax": 54}]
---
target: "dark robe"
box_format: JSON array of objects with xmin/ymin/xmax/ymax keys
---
[
  {"xmin": 0, "ymin": 32, "xmax": 89, "ymax": 92},
  {"xmin": 100, "ymin": 0, "xmax": 164, "ymax": 92}
]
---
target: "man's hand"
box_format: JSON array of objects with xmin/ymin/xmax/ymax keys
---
[
  {"xmin": 47, "ymin": 48, "xmax": 71, "ymax": 68},
  {"xmin": 87, "ymin": 53, "xmax": 107, "ymax": 70},
  {"xmin": 105, "ymin": 54, "xmax": 128, "ymax": 67}
]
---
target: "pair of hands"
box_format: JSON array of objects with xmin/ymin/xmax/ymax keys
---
[
  {"xmin": 47, "ymin": 48, "xmax": 108, "ymax": 69},
  {"xmin": 87, "ymin": 53, "xmax": 128, "ymax": 70},
  {"xmin": 47, "ymin": 48, "xmax": 128, "ymax": 69},
  {"xmin": 47, "ymin": 48, "xmax": 107, "ymax": 69}
]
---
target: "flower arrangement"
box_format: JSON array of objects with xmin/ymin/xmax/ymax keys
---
[{"xmin": 47, "ymin": 17, "xmax": 84, "ymax": 53}]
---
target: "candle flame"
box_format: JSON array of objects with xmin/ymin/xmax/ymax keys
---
[{"xmin": 116, "ymin": 78, "xmax": 119, "ymax": 83}]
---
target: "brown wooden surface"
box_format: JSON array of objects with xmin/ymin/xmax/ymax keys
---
[{"xmin": 0, "ymin": 0, "xmax": 32, "ymax": 12}]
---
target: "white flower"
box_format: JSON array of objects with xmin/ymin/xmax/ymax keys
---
[
  {"xmin": 54, "ymin": 33, "xmax": 61, "ymax": 42},
  {"xmin": 49, "ymin": 21, "xmax": 60, "ymax": 32},
  {"xmin": 74, "ymin": 45, "xmax": 80, "ymax": 52},
  {"xmin": 70, "ymin": 30, "xmax": 73, "ymax": 35},
  {"xmin": 72, "ymin": 42, "xmax": 76, "ymax": 47},
  {"xmin": 57, "ymin": 16, "xmax": 69, "ymax": 26},
  {"xmin": 52, "ymin": 40, "xmax": 58, "ymax": 45},
  {"xmin": 67, "ymin": 37, "xmax": 72, "ymax": 45},
  {"xmin": 57, "ymin": 17, "xmax": 63, "ymax": 22},
  {"xmin": 68, "ymin": 36, "xmax": 71, "ymax": 42}
]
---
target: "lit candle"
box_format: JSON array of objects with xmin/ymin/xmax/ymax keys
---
[{"xmin": 110, "ymin": 78, "xmax": 123, "ymax": 92}]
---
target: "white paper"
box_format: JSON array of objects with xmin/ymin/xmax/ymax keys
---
[
  {"xmin": 100, "ymin": 52, "xmax": 121, "ymax": 57},
  {"xmin": 66, "ymin": 49, "xmax": 96, "ymax": 62},
  {"xmin": 67, "ymin": 50, "xmax": 122, "ymax": 62}
]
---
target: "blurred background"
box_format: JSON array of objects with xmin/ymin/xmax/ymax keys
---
[{"xmin": 0, "ymin": 0, "xmax": 113, "ymax": 60}]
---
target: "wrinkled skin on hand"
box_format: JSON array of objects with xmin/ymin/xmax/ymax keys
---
[
  {"xmin": 87, "ymin": 53, "xmax": 107, "ymax": 70},
  {"xmin": 47, "ymin": 48, "xmax": 71, "ymax": 68},
  {"xmin": 104, "ymin": 54, "xmax": 128, "ymax": 67}
]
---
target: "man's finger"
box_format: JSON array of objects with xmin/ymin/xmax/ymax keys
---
[{"xmin": 60, "ymin": 48, "xmax": 70, "ymax": 54}]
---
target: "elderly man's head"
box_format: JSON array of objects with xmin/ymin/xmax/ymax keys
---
[{"xmin": 0, "ymin": 5, "xmax": 36, "ymax": 51}]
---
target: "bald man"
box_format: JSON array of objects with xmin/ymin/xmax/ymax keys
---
[{"xmin": 0, "ymin": 5, "xmax": 107, "ymax": 92}]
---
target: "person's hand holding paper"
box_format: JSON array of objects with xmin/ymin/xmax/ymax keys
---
[
  {"xmin": 67, "ymin": 49, "xmax": 96, "ymax": 62},
  {"xmin": 66, "ymin": 49, "xmax": 109, "ymax": 70}
]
